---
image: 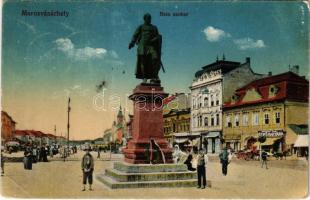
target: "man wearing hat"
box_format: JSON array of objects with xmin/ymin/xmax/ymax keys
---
[
  {"xmin": 81, "ymin": 147, "xmax": 94, "ymax": 191},
  {"xmin": 196, "ymin": 149, "xmax": 208, "ymax": 189}
]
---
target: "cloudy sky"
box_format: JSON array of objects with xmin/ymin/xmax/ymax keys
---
[{"xmin": 2, "ymin": 1, "xmax": 308, "ymax": 139}]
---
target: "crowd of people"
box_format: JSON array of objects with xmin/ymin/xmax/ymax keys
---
[{"xmin": 22, "ymin": 143, "xmax": 78, "ymax": 170}]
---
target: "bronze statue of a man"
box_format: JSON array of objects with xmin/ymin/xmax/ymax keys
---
[{"xmin": 129, "ymin": 13, "xmax": 163, "ymax": 84}]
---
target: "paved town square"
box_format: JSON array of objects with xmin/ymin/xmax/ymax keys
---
[
  {"xmin": 1, "ymin": 1, "xmax": 309, "ymax": 199},
  {"xmin": 1, "ymin": 151, "xmax": 308, "ymax": 199}
]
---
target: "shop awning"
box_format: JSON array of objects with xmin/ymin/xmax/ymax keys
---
[
  {"xmin": 173, "ymin": 132, "xmax": 200, "ymax": 137},
  {"xmin": 174, "ymin": 138, "xmax": 188, "ymax": 143},
  {"xmin": 294, "ymin": 135, "xmax": 308, "ymax": 147},
  {"xmin": 253, "ymin": 138, "xmax": 279, "ymax": 146},
  {"xmin": 173, "ymin": 132, "xmax": 190, "ymax": 137},
  {"xmin": 206, "ymin": 132, "xmax": 220, "ymax": 138}
]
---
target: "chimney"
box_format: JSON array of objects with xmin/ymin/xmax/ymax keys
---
[
  {"xmin": 268, "ymin": 71, "xmax": 272, "ymax": 76},
  {"xmin": 246, "ymin": 57, "xmax": 250, "ymax": 64},
  {"xmin": 290, "ymin": 65, "xmax": 299, "ymax": 75}
]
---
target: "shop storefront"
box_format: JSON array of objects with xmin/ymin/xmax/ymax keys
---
[
  {"xmin": 204, "ymin": 131, "xmax": 221, "ymax": 154},
  {"xmin": 173, "ymin": 132, "xmax": 200, "ymax": 151},
  {"xmin": 258, "ymin": 130, "xmax": 285, "ymax": 153},
  {"xmin": 224, "ymin": 134, "xmax": 241, "ymax": 152},
  {"xmin": 294, "ymin": 134, "xmax": 308, "ymax": 157}
]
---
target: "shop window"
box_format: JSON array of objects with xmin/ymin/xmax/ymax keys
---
[
  {"xmin": 275, "ymin": 112, "xmax": 280, "ymax": 124},
  {"xmin": 264, "ymin": 113, "xmax": 269, "ymax": 124}
]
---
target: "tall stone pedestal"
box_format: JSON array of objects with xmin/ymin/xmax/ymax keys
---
[{"xmin": 122, "ymin": 83, "xmax": 173, "ymax": 164}]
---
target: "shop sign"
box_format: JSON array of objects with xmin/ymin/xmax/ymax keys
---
[{"xmin": 258, "ymin": 130, "xmax": 284, "ymax": 137}]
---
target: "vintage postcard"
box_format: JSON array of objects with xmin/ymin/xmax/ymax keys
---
[{"xmin": 1, "ymin": 0, "xmax": 309, "ymax": 199}]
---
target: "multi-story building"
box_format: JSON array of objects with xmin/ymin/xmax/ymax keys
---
[
  {"xmin": 163, "ymin": 108, "xmax": 191, "ymax": 146},
  {"xmin": 190, "ymin": 57, "xmax": 263, "ymax": 154},
  {"xmin": 1, "ymin": 111, "xmax": 16, "ymax": 143},
  {"xmin": 223, "ymin": 71, "xmax": 308, "ymax": 153},
  {"xmin": 163, "ymin": 93, "xmax": 191, "ymax": 147}
]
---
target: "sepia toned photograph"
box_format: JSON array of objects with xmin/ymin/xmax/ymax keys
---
[{"xmin": 1, "ymin": 1, "xmax": 309, "ymax": 199}]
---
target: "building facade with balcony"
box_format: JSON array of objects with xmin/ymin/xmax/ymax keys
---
[
  {"xmin": 223, "ymin": 71, "xmax": 309, "ymax": 153},
  {"xmin": 190, "ymin": 57, "xmax": 263, "ymax": 153}
]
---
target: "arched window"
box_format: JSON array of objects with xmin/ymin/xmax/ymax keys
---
[
  {"xmin": 216, "ymin": 94, "xmax": 220, "ymax": 105},
  {"xmin": 204, "ymin": 97, "xmax": 208, "ymax": 107},
  {"xmin": 204, "ymin": 117, "xmax": 208, "ymax": 126}
]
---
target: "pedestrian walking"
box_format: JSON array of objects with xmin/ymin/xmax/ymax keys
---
[
  {"xmin": 36, "ymin": 147, "xmax": 40, "ymax": 162},
  {"xmin": 196, "ymin": 149, "xmax": 207, "ymax": 189},
  {"xmin": 50, "ymin": 146, "xmax": 54, "ymax": 158},
  {"xmin": 32, "ymin": 146, "xmax": 37, "ymax": 163},
  {"xmin": 97, "ymin": 148, "xmax": 100, "ymax": 159},
  {"xmin": 81, "ymin": 148, "xmax": 94, "ymax": 191},
  {"xmin": 24, "ymin": 146, "xmax": 33, "ymax": 170},
  {"xmin": 41, "ymin": 146, "xmax": 48, "ymax": 162},
  {"xmin": 1, "ymin": 150, "xmax": 5, "ymax": 176},
  {"xmin": 219, "ymin": 147, "xmax": 229, "ymax": 176},
  {"xmin": 261, "ymin": 150, "xmax": 268, "ymax": 169}
]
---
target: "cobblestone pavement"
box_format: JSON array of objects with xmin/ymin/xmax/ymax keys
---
[{"xmin": 0, "ymin": 151, "xmax": 308, "ymax": 199}]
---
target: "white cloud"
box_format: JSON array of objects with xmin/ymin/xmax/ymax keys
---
[
  {"xmin": 55, "ymin": 38, "xmax": 108, "ymax": 60},
  {"xmin": 233, "ymin": 37, "xmax": 266, "ymax": 50},
  {"xmin": 203, "ymin": 26, "xmax": 230, "ymax": 42}
]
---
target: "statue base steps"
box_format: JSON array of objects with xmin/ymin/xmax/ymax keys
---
[{"xmin": 96, "ymin": 161, "xmax": 212, "ymax": 189}]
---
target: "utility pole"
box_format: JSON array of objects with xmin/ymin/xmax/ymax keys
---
[
  {"xmin": 67, "ymin": 97, "xmax": 71, "ymax": 158},
  {"xmin": 54, "ymin": 125, "xmax": 57, "ymax": 144}
]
